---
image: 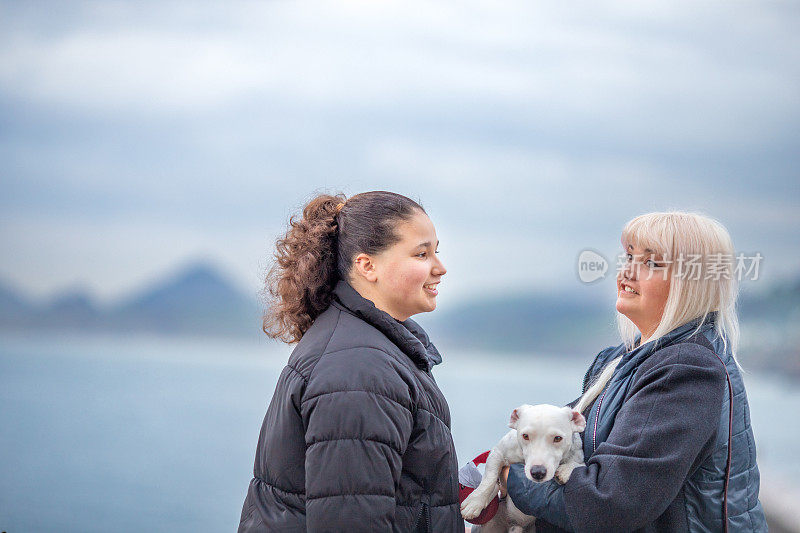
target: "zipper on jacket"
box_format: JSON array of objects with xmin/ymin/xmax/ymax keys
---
[
  {"xmin": 413, "ymin": 502, "xmax": 430, "ymax": 533},
  {"xmin": 591, "ymin": 386, "xmax": 609, "ymax": 454}
]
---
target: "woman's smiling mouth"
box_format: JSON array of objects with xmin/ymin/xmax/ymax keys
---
[
  {"xmin": 619, "ymin": 282, "xmax": 639, "ymax": 296},
  {"xmin": 423, "ymin": 282, "xmax": 439, "ymax": 296}
]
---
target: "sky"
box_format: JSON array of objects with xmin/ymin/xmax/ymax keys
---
[{"xmin": 1, "ymin": 0, "xmax": 798, "ymax": 309}]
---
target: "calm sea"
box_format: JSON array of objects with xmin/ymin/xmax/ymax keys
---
[{"xmin": 1, "ymin": 332, "xmax": 797, "ymax": 532}]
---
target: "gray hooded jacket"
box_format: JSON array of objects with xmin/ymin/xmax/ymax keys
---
[
  {"xmin": 508, "ymin": 316, "xmax": 767, "ymax": 532},
  {"xmin": 238, "ymin": 280, "xmax": 463, "ymax": 532}
]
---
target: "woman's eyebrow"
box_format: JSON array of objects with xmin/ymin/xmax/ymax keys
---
[
  {"xmin": 627, "ymin": 244, "xmax": 656, "ymax": 254},
  {"xmin": 416, "ymin": 240, "xmax": 439, "ymax": 248}
]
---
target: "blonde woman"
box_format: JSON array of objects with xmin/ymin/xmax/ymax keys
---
[{"xmin": 505, "ymin": 212, "xmax": 767, "ymax": 532}]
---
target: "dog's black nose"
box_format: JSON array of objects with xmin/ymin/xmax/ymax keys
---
[{"xmin": 530, "ymin": 466, "xmax": 547, "ymax": 481}]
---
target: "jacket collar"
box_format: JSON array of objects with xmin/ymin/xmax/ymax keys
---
[
  {"xmin": 603, "ymin": 312, "xmax": 719, "ymax": 383},
  {"xmin": 586, "ymin": 313, "xmax": 719, "ymax": 455},
  {"xmin": 332, "ymin": 280, "xmax": 442, "ymax": 371}
]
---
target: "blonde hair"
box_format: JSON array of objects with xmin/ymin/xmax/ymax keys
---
[
  {"xmin": 576, "ymin": 211, "xmax": 740, "ymax": 414},
  {"xmin": 617, "ymin": 211, "xmax": 740, "ymax": 362}
]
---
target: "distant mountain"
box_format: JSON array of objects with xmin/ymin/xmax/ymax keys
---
[
  {"xmin": 739, "ymin": 279, "xmax": 800, "ymax": 322},
  {"xmin": 737, "ymin": 277, "xmax": 800, "ymax": 377},
  {"xmin": 0, "ymin": 281, "xmax": 35, "ymax": 323},
  {"xmin": 42, "ymin": 289, "xmax": 101, "ymax": 328},
  {"xmin": 0, "ymin": 261, "xmax": 263, "ymax": 338},
  {"xmin": 0, "ymin": 265, "xmax": 797, "ymax": 376},
  {"xmin": 109, "ymin": 262, "xmax": 261, "ymax": 336}
]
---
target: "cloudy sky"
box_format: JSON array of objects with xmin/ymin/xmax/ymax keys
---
[{"xmin": 1, "ymin": 0, "xmax": 798, "ymax": 308}]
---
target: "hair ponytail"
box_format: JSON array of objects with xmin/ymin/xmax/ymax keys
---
[
  {"xmin": 263, "ymin": 191, "xmax": 424, "ymax": 343},
  {"xmin": 263, "ymin": 194, "xmax": 345, "ymax": 343}
]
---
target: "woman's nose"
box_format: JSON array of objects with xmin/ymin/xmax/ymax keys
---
[
  {"xmin": 620, "ymin": 261, "xmax": 635, "ymax": 280},
  {"xmin": 433, "ymin": 256, "xmax": 447, "ymax": 276}
]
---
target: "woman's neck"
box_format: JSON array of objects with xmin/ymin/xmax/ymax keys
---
[
  {"xmin": 347, "ymin": 278, "xmax": 408, "ymax": 322},
  {"xmin": 635, "ymin": 321, "xmax": 658, "ymax": 347}
]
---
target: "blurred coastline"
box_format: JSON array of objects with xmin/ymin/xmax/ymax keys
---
[{"xmin": 3, "ymin": 259, "xmax": 796, "ymax": 379}]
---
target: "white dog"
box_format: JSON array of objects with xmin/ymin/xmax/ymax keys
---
[{"xmin": 461, "ymin": 404, "xmax": 587, "ymax": 533}]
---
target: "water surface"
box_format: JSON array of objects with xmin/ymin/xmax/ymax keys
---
[{"xmin": 0, "ymin": 332, "xmax": 795, "ymax": 532}]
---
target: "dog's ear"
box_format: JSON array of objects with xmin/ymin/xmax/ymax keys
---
[
  {"xmin": 569, "ymin": 409, "xmax": 586, "ymax": 433},
  {"xmin": 509, "ymin": 408, "xmax": 521, "ymax": 429}
]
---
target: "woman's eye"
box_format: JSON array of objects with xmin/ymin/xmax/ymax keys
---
[
  {"xmin": 553, "ymin": 436, "xmax": 563, "ymax": 443},
  {"xmin": 416, "ymin": 252, "xmax": 427, "ymax": 258},
  {"xmin": 645, "ymin": 258, "xmax": 663, "ymax": 268}
]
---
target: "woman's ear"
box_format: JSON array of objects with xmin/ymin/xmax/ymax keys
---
[{"xmin": 352, "ymin": 253, "xmax": 378, "ymax": 283}]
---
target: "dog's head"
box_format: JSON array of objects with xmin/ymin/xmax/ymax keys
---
[{"xmin": 508, "ymin": 404, "xmax": 586, "ymax": 483}]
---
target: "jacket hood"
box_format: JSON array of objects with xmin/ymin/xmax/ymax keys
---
[
  {"xmin": 332, "ymin": 280, "xmax": 442, "ymax": 371},
  {"xmin": 618, "ymin": 312, "xmax": 718, "ymax": 377}
]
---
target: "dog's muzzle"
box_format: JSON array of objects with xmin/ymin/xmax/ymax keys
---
[{"xmin": 529, "ymin": 465, "xmax": 547, "ymax": 481}]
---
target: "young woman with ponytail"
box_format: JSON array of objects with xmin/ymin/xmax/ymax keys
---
[{"xmin": 238, "ymin": 191, "xmax": 464, "ymax": 533}]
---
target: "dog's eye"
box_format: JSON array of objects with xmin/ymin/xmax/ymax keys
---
[
  {"xmin": 522, "ymin": 434, "xmax": 529, "ymax": 440},
  {"xmin": 553, "ymin": 436, "xmax": 563, "ymax": 443}
]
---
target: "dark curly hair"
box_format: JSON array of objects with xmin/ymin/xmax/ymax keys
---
[{"xmin": 263, "ymin": 191, "xmax": 425, "ymax": 343}]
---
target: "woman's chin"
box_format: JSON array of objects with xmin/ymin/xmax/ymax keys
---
[
  {"xmin": 616, "ymin": 298, "xmax": 633, "ymax": 316},
  {"xmin": 405, "ymin": 301, "xmax": 436, "ymax": 318},
  {"xmin": 422, "ymin": 291, "xmax": 438, "ymax": 310}
]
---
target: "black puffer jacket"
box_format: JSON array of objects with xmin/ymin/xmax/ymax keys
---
[{"xmin": 238, "ymin": 280, "xmax": 463, "ymax": 532}]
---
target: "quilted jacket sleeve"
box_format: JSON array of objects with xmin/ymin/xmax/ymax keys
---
[{"xmin": 300, "ymin": 347, "xmax": 415, "ymax": 532}]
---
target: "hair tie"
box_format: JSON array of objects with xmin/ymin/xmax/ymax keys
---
[{"xmin": 335, "ymin": 202, "xmax": 345, "ymax": 214}]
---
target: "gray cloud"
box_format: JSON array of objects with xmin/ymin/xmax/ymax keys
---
[{"xmin": 1, "ymin": 0, "xmax": 798, "ymax": 303}]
